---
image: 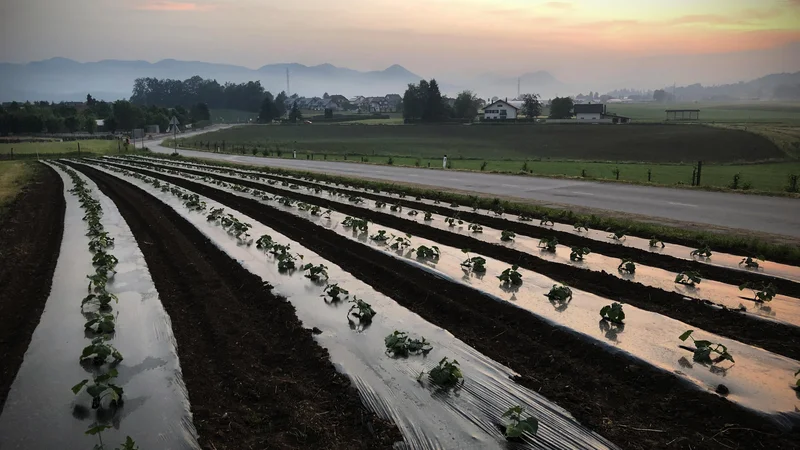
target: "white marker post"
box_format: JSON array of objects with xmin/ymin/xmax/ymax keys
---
[{"xmin": 169, "ymin": 116, "xmax": 180, "ymax": 155}]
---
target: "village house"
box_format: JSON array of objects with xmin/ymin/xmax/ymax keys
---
[{"xmin": 481, "ymin": 99, "xmax": 519, "ymax": 120}]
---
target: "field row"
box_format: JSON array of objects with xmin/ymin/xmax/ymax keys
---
[{"xmin": 82, "ymin": 157, "xmax": 800, "ymax": 448}]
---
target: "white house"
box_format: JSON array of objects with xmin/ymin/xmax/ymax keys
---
[
  {"xmin": 573, "ymin": 103, "xmax": 606, "ymax": 120},
  {"xmin": 482, "ymin": 99, "xmax": 518, "ymax": 120}
]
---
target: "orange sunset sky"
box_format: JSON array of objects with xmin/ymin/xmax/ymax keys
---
[{"xmin": 1, "ymin": 0, "xmax": 799, "ymax": 86}]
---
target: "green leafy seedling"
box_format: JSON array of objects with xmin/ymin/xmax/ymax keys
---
[
  {"xmin": 539, "ymin": 216, "xmax": 554, "ymax": 226},
  {"xmin": 301, "ymin": 263, "xmax": 328, "ymax": 281},
  {"xmin": 675, "ymin": 271, "xmax": 702, "ymax": 286},
  {"xmin": 461, "ymin": 251, "xmax": 487, "ymax": 273},
  {"xmin": 423, "ymin": 211, "xmax": 434, "ymax": 221},
  {"xmin": 569, "ymin": 247, "xmax": 590, "ymax": 261},
  {"xmin": 608, "ymin": 230, "xmax": 626, "ymax": 241},
  {"xmin": 618, "ymin": 259, "xmax": 636, "ymax": 274},
  {"xmin": 390, "ymin": 203, "xmax": 403, "ymax": 212},
  {"xmin": 342, "ymin": 216, "xmax": 369, "ymax": 232},
  {"xmin": 502, "ymin": 405, "xmax": 539, "ymax": 439},
  {"xmin": 739, "ymin": 256, "xmax": 763, "ymax": 269},
  {"xmin": 573, "ymin": 222, "xmax": 589, "ymax": 232},
  {"xmin": 84, "ymin": 312, "xmax": 116, "ymax": 335},
  {"xmin": 498, "ymin": 265, "xmax": 522, "ymax": 286},
  {"xmin": 501, "ymin": 230, "xmax": 516, "ymax": 242},
  {"xmin": 691, "ymin": 245, "xmax": 712, "ymax": 258},
  {"xmin": 600, "ymin": 302, "xmax": 625, "ymax": 324},
  {"xmin": 415, "ymin": 245, "xmax": 440, "ymax": 260},
  {"xmin": 82, "ymin": 290, "xmax": 119, "ymax": 311},
  {"xmin": 348, "ymin": 297, "xmax": 376, "ymax": 323},
  {"xmin": 468, "ymin": 223, "xmax": 483, "ymax": 233},
  {"xmin": 384, "ymin": 331, "xmax": 433, "ymax": 357},
  {"xmin": 80, "ymin": 337, "xmax": 123, "ymax": 366},
  {"xmin": 538, "ymin": 236, "xmax": 557, "ymax": 252},
  {"xmin": 390, "ymin": 235, "xmax": 412, "ymax": 250},
  {"xmin": 375, "ymin": 200, "xmax": 386, "ymax": 208},
  {"xmin": 679, "ymin": 330, "xmax": 734, "ymax": 364},
  {"xmin": 545, "ymin": 285, "xmax": 572, "ymax": 302},
  {"xmin": 738, "ymin": 282, "xmax": 777, "ymax": 303},
  {"xmin": 370, "ymin": 230, "xmax": 391, "ymax": 242},
  {"xmin": 649, "ymin": 237, "xmax": 665, "ymax": 248},
  {"xmin": 422, "ymin": 357, "xmax": 463, "ymax": 388},
  {"xmin": 72, "ymin": 369, "xmax": 124, "ymax": 410},
  {"xmin": 322, "ymin": 283, "xmax": 349, "ymax": 303},
  {"xmin": 517, "ymin": 214, "xmax": 532, "ymax": 222},
  {"xmin": 255, "ymin": 234, "xmax": 274, "ymax": 249},
  {"xmin": 408, "ymin": 209, "xmax": 419, "ymax": 216}
]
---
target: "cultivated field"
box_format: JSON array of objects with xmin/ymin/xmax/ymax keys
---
[
  {"xmin": 606, "ymin": 101, "xmax": 800, "ymax": 124},
  {"xmin": 6, "ymin": 152, "xmax": 800, "ymax": 448},
  {"xmin": 175, "ymin": 123, "xmax": 783, "ymax": 163}
]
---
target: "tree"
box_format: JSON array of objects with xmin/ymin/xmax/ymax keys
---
[
  {"xmin": 113, "ymin": 100, "xmax": 142, "ymax": 130},
  {"xmin": 402, "ymin": 83, "xmax": 423, "ymax": 120},
  {"xmin": 104, "ymin": 116, "xmax": 118, "ymax": 133},
  {"xmin": 64, "ymin": 115, "xmax": 81, "ymax": 133},
  {"xmin": 520, "ymin": 93, "xmax": 542, "ymax": 119},
  {"xmin": 86, "ymin": 94, "xmax": 97, "ymax": 106},
  {"xmin": 173, "ymin": 105, "xmax": 189, "ymax": 125},
  {"xmin": 190, "ymin": 102, "xmax": 210, "ymax": 123},
  {"xmin": 324, "ymin": 108, "xmax": 333, "ymax": 119},
  {"xmin": 259, "ymin": 93, "xmax": 278, "ymax": 123},
  {"xmin": 653, "ymin": 89, "xmax": 667, "ymax": 102},
  {"xmin": 45, "ymin": 116, "xmax": 64, "ymax": 133},
  {"xmin": 275, "ymin": 91, "xmax": 288, "ymax": 117},
  {"xmin": 549, "ymin": 97, "xmax": 574, "ymax": 119},
  {"xmin": 84, "ymin": 114, "xmax": 98, "ymax": 134},
  {"xmin": 453, "ymin": 90, "xmax": 480, "ymax": 120},
  {"xmin": 288, "ymin": 102, "xmax": 303, "ymax": 123},
  {"xmin": 423, "ymin": 79, "xmax": 445, "ymax": 121},
  {"xmin": 323, "ymin": 92, "xmax": 330, "ymax": 99}
]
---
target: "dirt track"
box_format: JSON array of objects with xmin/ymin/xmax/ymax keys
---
[
  {"xmin": 69, "ymin": 163, "xmax": 398, "ymax": 450},
  {"xmin": 107, "ymin": 161, "xmax": 800, "ymax": 450},
  {"xmin": 0, "ymin": 163, "xmax": 64, "ymax": 409}
]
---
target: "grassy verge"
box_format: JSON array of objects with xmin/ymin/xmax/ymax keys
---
[
  {"xmin": 0, "ymin": 161, "xmax": 36, "ymax": 216},
  {"xmin": 0, "ymin": 140, "xmax": 123, "ymax": 156},
  {"xmin": 142, "ymin": 152, "xmax": 800, "ymax": 266}
]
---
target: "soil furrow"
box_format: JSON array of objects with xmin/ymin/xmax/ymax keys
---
[
  {"xmin": 96, "ymin": 160, "xmax": 800, "ymax": 450},
  {"xmin": 67, "ymin": 162, "xmax": 399, "ymax": 450},
  {"xmin": 0, "ymin": 163, "xmax": 65, "ymax": 409}
]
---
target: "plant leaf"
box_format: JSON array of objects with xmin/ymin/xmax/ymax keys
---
[
  {"xmin": 678, "ymin": 330, "xmax": 693, "ymax": 341},
  {"xmin": 71, "ymin": 379, "xmax": 89, "ymax": 394}
]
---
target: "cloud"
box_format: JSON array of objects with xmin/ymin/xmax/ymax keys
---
[
  {"xmin": 544, "ymin": 2, "xmax": 573, "ymax": 9},
  {"xmin": 136, "ymin": 1, "xmax": 215, "ymax": 11}
]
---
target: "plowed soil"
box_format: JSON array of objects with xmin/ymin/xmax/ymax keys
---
[
  {"xmin": 0, "ymin": 163, "xmax": 64, "ymax": 409},
  {"xmin": 69, "ymin": 163, "xmax": 398, "ymax": 450}
]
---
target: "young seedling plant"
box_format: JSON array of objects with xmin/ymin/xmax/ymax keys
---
[
  {"xmin": 370, "ymin": 230, "xmax": 392, "ymax": 242},
  {"xmin": 679, "ymin": 330, "xmax": 734, "ymax": 365},
  {"xmin": 322, "ymin": 283, "xmax": 349, "ymax": 303},
  {"xmin": 72, "ymin": 369, "xmax": 124, "ymax": 410},
  {"xmin": 573, "ymin": 222, "xmax": 589, "ymax": 232},
  {"xmin": 342, "ymin": 216, "xmax": 369, "ymax": 233},
  {"xmin": 649, "ymin": 237, "xmax": 665, "ymax": 248},
  {"xmin": 460, "ymin": 250, "xmax": 487, "ymax": 273},
  {"xmin": 538, "ymin": 236, "xmax": 557, "ymax": 252},
  {"xmin": 468, "ymin": 223, "xmax": 483, "ymax": 233},
  {"xmin": 501, "ymin": 230, "xmax": 516, "ymax": 242},
  {"xmin": 375, "ymin": 200, "xmax": 386, "ymax": 208},
  {"xmin": 618, "ymin": 259, "xmax": 636, "ymax": 274},
  {"xmin": 608, "ymin": 229, "xmax": 626, "ymax": 241},
  {"xmin": 384, "ymin": 331, "xmax": 433, "ymax": 357},
  {"xmin": 691, "ymin": 245, "xmax": 712, "ymax": 259},
  {"xmin": 390, "ymin": 235, "xmax": 412, "ymax": 250},
  {"xmin": 256, "ymin": 234, "xmax": 275, "ymax": 249},
  {"xmin": 416, "ymin": 245, "xmax": 440, "ymax": 261},
  {"xmin": 599, "ymin": 302, "xmax": 625, "ymax": 324},
  {"xmin": 84, "ymin": 312, "xmax": 116, "ymax": 335},
  {"xmin": 498, "ymin": 265, "xmax": 522, "ymax": 286},
  {"xmin": 80, "ymin": 337, "xmax": 123, "ymax": 367},
  {"xmin": 675, "ymin": 271, "xmax": 702, "ymax": 287},
  {"xmin": 502, "ymin": 405, "xmax": 539, "ymax": 440},
  {"xmin": 301, "ymin": 263, "xmax": 329, "ymax": 282},
  {"xmin": 423, "ymin": 211, "xmax": 434, "ymax": 221},
  {"xmin": 739, "ymin": 256, "xmax": 763, "ymax": 269},
  {"xmin": 348, "ymin": 297, "xmax": 376, "ymax": 326},
  {"xmin": 390, "ymin": 203, "xmax": 403, "ymax": 212},
  {"xmin": 569, "ymin": 247, "xmax": 590, "ymax": 261},
  {"xmin": 738, "ymin": 282, "xmax": 777, "ymax": 303},
  {"xmin": 420, "ymin": 357, "xmax": 463, "ymax": 388},
  {"xmin": 540, "ymin": 216, "xmax": 554, "ymax": 226},
  {"xmin": 545, "ymin": 285, "xmax": 572, "ymax": 303},
  {"xmin": 518, "ymin": 214, "xmax": 533, "ymax": 222}
]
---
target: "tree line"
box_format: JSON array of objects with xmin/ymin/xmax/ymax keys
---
[
  {"xmin": 131, "ymin": 76, "xmax": 269, "ymax": 112},
  {"xmin": 0, "ymin": 94, "xmax": 210, "ymax": 135}
]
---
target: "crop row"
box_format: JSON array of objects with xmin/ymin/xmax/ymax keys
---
[
  {"xmin": 93, "ymin": 160, "xmax": 800, "ymax": 396},
  {"xmin": 82, "ymin": 159, "xmax": 553, "ymax": 440},
  {"xmin": 51, "ymin": 162, "xmax": 138, "ymax": 450}
]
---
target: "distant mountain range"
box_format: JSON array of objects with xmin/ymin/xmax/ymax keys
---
[
  {"xmin": 657, "ymin": 72, "xmax": 800, "ymax": 101},
  {"xmin": 0, "ymin": 58, "xmax": 428, "ymax": 102}
]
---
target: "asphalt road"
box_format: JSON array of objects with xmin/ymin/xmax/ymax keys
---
[{"xmin": 149, "ymin": 135, "xmax": 800, "ymax": 237}]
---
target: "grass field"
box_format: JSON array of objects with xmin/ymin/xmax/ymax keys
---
[
  {"xmin": 604, "ymin": 101, "xmax": 800, "ymax": 124},
  {"xmin": 175, "ymin": 123, "xmax": 783, "ymax": 163},
  {"xmin": 0, "ymin": 140, "xmax": 120, "ymax": 156},
  {"xmin": 210, "ymin": 109, "xmax": 258, "ymax": 123},
  {"xmin": 0, "ymin": 161, "xmax": 35, "ymax": 213}
]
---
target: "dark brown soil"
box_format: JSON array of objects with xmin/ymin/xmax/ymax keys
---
[
  {"xmin": 114, "ymin": 161, "xmax": 800, "ymax": 362},
  {"xmin": 112, "ymin": 162, "xmax": 800, "ymax": 450},
  {"xmin": 0, "ymin": 163, "xmax": 65, "ymax": 408},
  {"xmin": 68, "ymin": 163, "xmax": 399, "ymax": 450}
]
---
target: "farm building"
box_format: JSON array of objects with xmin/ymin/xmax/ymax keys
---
[
  {"xmin": 574, "ymin": 103, "xmax": 606, "ymax": 120},
  {"xmin": 665, "ymin": 109, "xmax": 700, "ymax": 121},
  {"xmin": 482, "ymin": 99, "xmax": 519, "ymax": 120}
]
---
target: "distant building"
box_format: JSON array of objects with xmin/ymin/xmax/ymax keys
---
[
  {"xmin": 574, "ymin": 103, "xmax": 606, "ymax": 120},
  {"xmin": 482, "ymin": 99, "xmax": 519, "ymax": 120}
]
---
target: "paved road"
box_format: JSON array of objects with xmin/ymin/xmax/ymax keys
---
[{"xmin": 149, "ymin": 138, "xmax": 800, "ymax": 237}]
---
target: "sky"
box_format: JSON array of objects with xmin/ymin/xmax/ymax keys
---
[{"xmin": 1, "ymin": 0, "xmax": 799, "ymax": 87}]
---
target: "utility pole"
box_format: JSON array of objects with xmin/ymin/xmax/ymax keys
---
[{"xmin": 286, "ymin": 68, "xmax": 290, "ymax": 97}]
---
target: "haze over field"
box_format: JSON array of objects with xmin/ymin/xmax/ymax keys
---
[{"xmin": 1, "ymin": 0, "xmax": 799, "ymax": 100}]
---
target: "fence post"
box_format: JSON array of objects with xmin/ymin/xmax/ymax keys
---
[
  {"xmin": 696, "ymin": 160, "xmax": 703, "ymax": 186},
  {"xmin": 691, "ymin": 167, "xmax": 697, "ymax": 186},
  {"xmin": 78, "ymin": 141, "xmax": 81, "ymax": 156},
  {"xmin": 647, "ymin": 168, "xmax": 651, "ymax": 182},
  {"xmin": 222, "ymin": 140, "xmax": 226, "ymax": 152}
]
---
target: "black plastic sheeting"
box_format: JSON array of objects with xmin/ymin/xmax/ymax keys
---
[{"xmin": 0, "ymin": 164, "xmax": 199, "ymax": 449}]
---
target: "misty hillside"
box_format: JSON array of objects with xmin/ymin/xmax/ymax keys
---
[
  {"xmin": 661, "ymin": 72, "xmax": 800, "ymax": 101},
  {"xmin": 0, "ymin": 58, "xmax": 426, "ymax": 102}
]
